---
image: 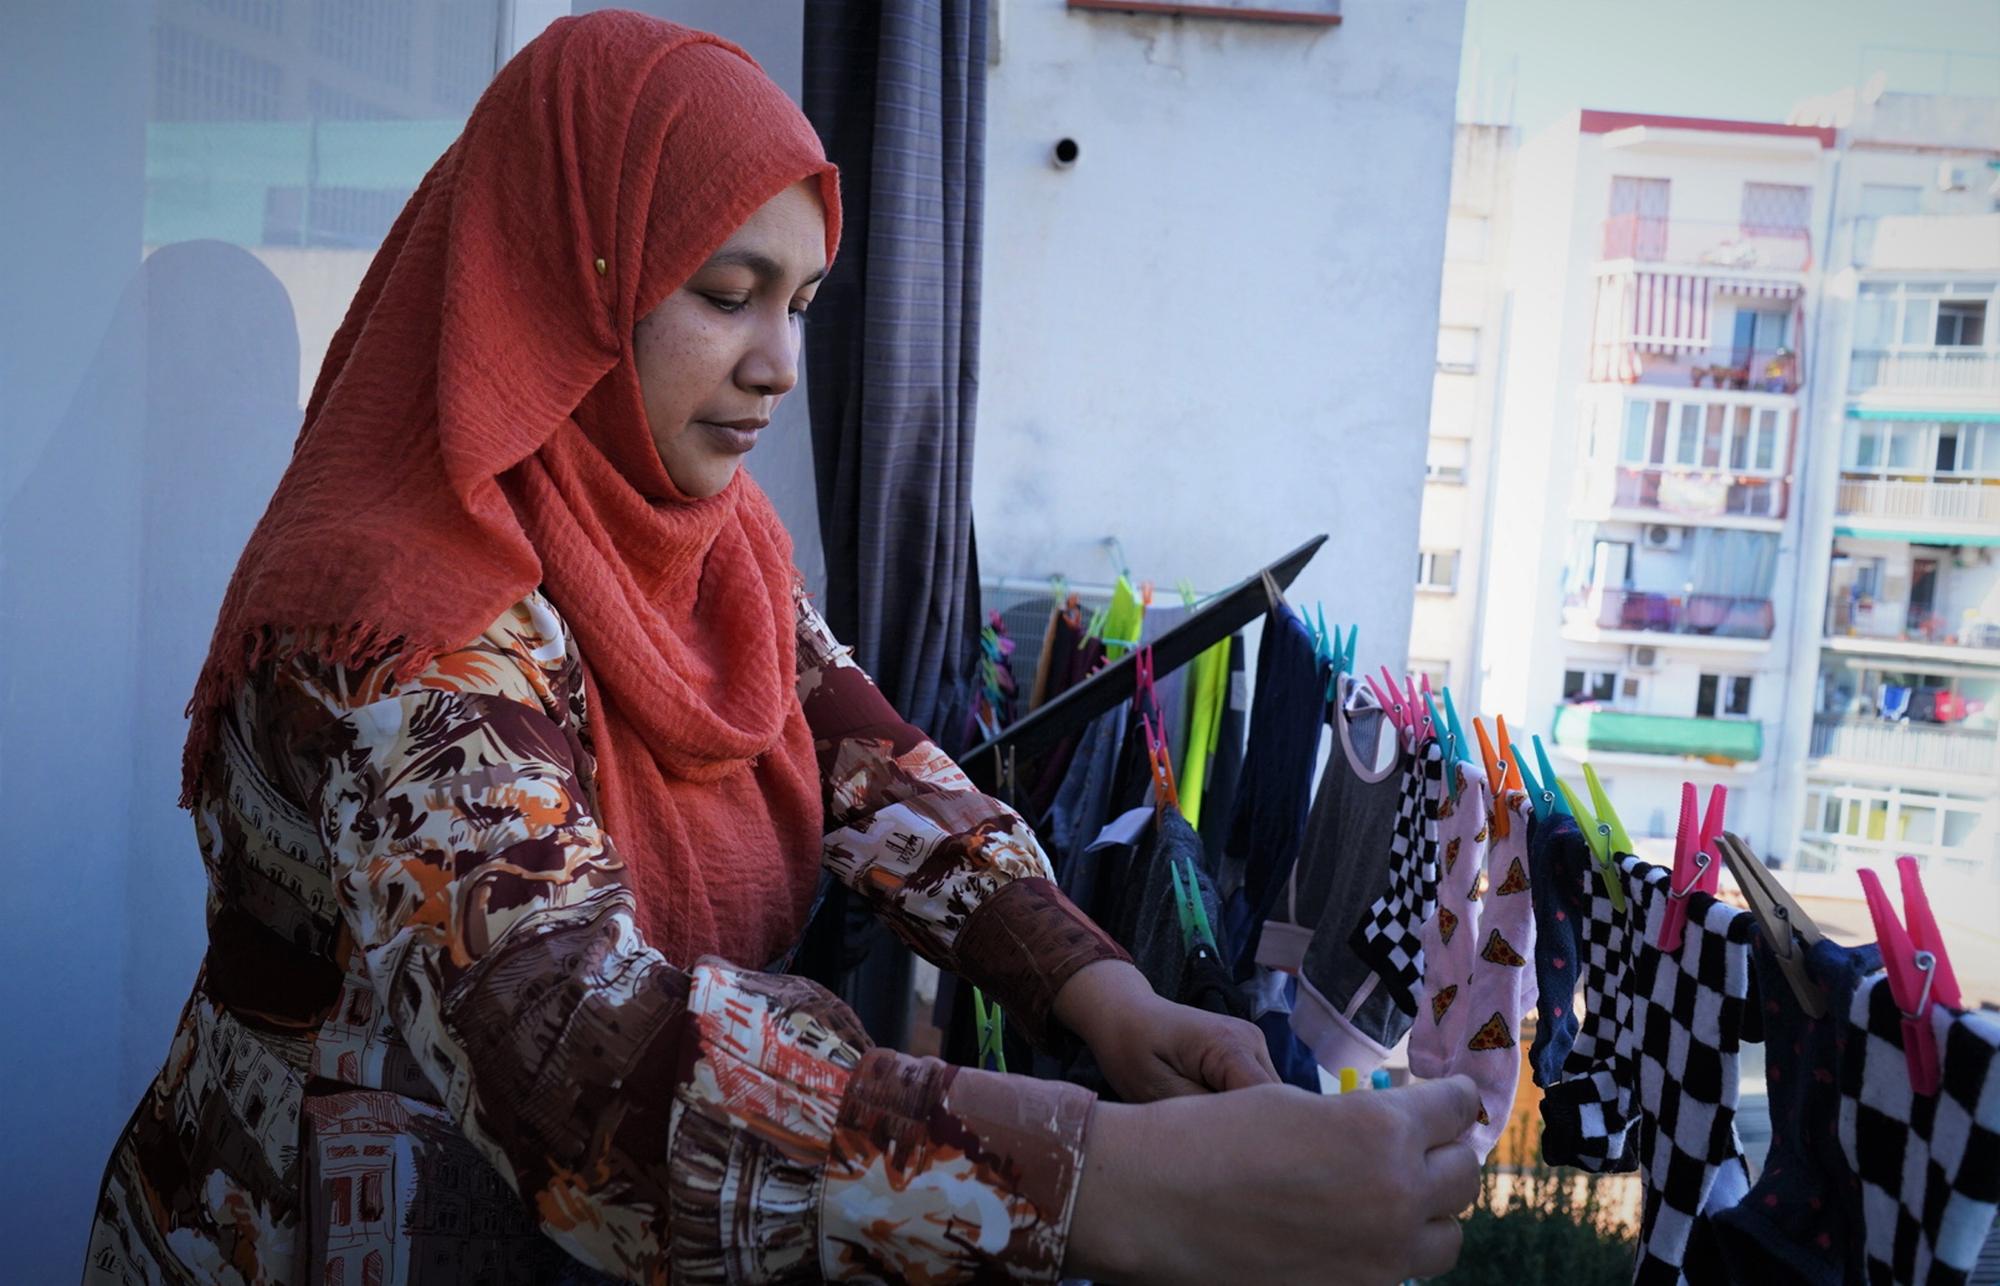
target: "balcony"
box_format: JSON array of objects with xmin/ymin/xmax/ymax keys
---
[
  {"xmin": 1622, "ymin": 346, "xmax": 1801, "ymax": 394},
  {"xmin": 1837, "ymin": 478, "xmax": 2000, "ymax": 528},
  {"xmin": 1599, "ymin": 215, "xmax": 1811, "ymax": 274},
  {"xmin": 1566, "ymin": 587, "xmax": 1776, "ymax": 641},
  {"xmin": 1592, "ymin": 466, "xmax": 1789, "ymax": 521},
  {"xmin": 1849, "ymin": 349, "xmax": 2000, "ymax": 396},
  {"xmin": 1811, "ymin": 716, "xmax": 2000, "ymax": 778},
  {"xmin": 1552, "ymin": 705, "xmax": 1763, "ymax": 763}
]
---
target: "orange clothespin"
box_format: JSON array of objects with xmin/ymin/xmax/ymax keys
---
[
  {"xmin": 1473, "ymin": 717, "xmax": 1522, "ymax": 837},
  {"xmin": 1141, "ymin": 713, "xmax": 1181, "ymax": 816},
  {"xmin": 1860, "ymin": 855, "xmax": 1962, "ymax": 1096},
  {"xmin": 1659, "ymin": 782, "xmax": 1726, "ymax": 953}
]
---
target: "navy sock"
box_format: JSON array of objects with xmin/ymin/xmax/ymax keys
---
[
  {"xmin": 1712, "ymin": 936, "xmax": 1880, "ymax": 1285},
  {"xmin": 1538, "ymin": 852, "xmax": 1642, "ymax": 1172},
  {"xmin": 1526, "ymin": 814, "xmax": 1590, "ymax": 1088}
]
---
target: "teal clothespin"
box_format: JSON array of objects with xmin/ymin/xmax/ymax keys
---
[
  {"xmin": 1559, "ymin": 774, "xmax": 1627, "ymax": 912},
  {"xmin": 1533, "ymin": 736, "xmax": 1574, "ymax": 821},
  {"xmin": 1316, "ymin": 604, "xmax": 1333, "ymax": 664},
  {"xmin": 1510, "ymin": 742, "xmax": 1557, "ymax": 823},
  {"xmin": 971, "ymin": 986, "xmax": 1008, "ymax": 1073},
  {"xmin": 1340, "ymin": 624, "xmax": 1358, "ymax": 676},
  {"xmin": 1440, "ymin": 687, "xmax": 1470, "ymax": 798},
  {"xmin": 1422, "ymin": 688, "xmax": 1457, "ymax": 796}
]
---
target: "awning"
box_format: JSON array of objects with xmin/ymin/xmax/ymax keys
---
[
  {"xmin": 1835, "ymin": 525, "xmax": 2000, "ymax": 547},
  {"xmin": 1712, "ymin": 277, "xmax": 1803, "ymax": 300},
  {"xmin": 1847, "ymin": 408, "xmax": 2000, "ymax": 424},
  {"xmin": 1630, "ymin": 271, "xmax": 1712, "ymax": 354}
]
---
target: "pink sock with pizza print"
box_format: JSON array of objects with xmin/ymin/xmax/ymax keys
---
[
  {"xmin": 1461, "ymin": 787, "xmax": 1537, "ymax": 1160},
  {"xmin": 1409, "ymin": 760, "xmax": 1491, "ymax": 1085}
]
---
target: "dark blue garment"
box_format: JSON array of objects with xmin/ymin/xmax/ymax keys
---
[
  {"xmin": 1198, "ymin": 633, "xmax": 1248, "ymax": 867},
  {"xmin": 1712, "ymin": 936, "xmax": 1881, "ymax": 1286},
  {"xmin": 1527, "ymin": 813, "xmax": 1593, "ymax": 1089},
  {"xmin": 1219, "ymin": 607, "xmax": 1329, "ymax": 977},
  {"xmin": 1043, "ymin": 705, "xmax": 1128, "ymax": 881}
]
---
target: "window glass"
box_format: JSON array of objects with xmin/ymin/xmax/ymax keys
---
[
  {"xmin": 1702, "ymin": 405, "xmax": 1725, "ymax": 469},
  {"xmin": 1937, "ymin": 300, "xmax": 1987, "ymax": 347},
  {"xmin": 1623, "ymin": 401, "xmax": 1651, "ymax": 463},
  {"xmin": 1853, "ymin": 296, "xmax": 1893, "ymax": 348},
  {"xmin": 1676, "ymin": 405, "xmax": 1701, "ymax": 465},
  {"xmin": 1901, "ymin": 297, "xmax": 1937, "ymax": 346},
  {"xmin": 1728, "ymin": 406, "xmax": 1752, "ymax": 470},
  {"xmin": 1888, "ymin": 424, "xmax": 1925, "ymax": 471},
  {"xmin": 1755, "ymin": 410, "xmax": 1779, "ymax": 471},
  {"xmin": 1852, "ymin": 425, "xmax": 1882, "ymax": 471},
  {"xmin": 1726, "ymin": 676, "xmax": 1752, "ymax": 716},
  {"xmin": 1696, "ymin": 673, "xmax": 1720, "ymax": 718}
]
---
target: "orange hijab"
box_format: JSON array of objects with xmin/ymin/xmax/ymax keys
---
[{"xmin": 184, "ymin": 12, "xmax": 841, "ymax": 967}]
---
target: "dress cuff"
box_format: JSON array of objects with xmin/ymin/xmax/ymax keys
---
[
  {"xmin": 820, "ymin": 1049, "xmax": 1094, "ymax": 1284},
  {"xmin": 953, "ymin": 877, "xmax": 1132, "ymax": 1049}
]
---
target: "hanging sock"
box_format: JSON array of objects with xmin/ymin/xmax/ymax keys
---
[
  {"xmin": 1537, "ymin": 835, "xmax": 1644, "ymax": 1174},
  {"xmin": 1622, "ymin": 856, "xmax": 1760, "ymax": 1286},
  {"xmin": 1459, "ymin": 786, "xmax": 1538, "ymax": 1161},
  {"xmin": 1711, "ymin": 936, "xmax": 1881, "ymax": 1286},
  {"xmin": 1350, "ymin": 739, "xmax": 1445, "ymax": 1017},
  {"xmin": 1409, "ymin": 760, "xmax": 1493, "ymax": 1086},
  {"xmin": 1526, "ymin": 812, "xmax": 1593, "ymax": 1088}
]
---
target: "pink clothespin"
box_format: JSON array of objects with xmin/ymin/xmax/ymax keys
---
[
  {"xmin": 1133, "ymin": 646, "xmax": 1159, "ymax": 720},
  {"xmin": 1405, "ymin": 675, "xmax": 1430, "ymax": 743},
  {"xmin": 1369, "ymin": 665, "xmax": 1410, "ymax": 746},
  {"xmin": 1658, "ymin": 781, "xmax": 1726, "ymax": 953},
  {"xmin": 1859, "ymin": 856, "xmax": 1963, "ymax": 1096}
]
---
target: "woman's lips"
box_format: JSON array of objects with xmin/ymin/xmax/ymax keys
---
[{"xmin": 698, "ymin": 420, "xmax": 763, "ymax": 454}]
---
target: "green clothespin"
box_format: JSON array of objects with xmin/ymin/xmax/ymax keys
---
[
  {"xmin": 971, "ymin": 986, "xmax": 1007, "ymax": 1073},
  {"xmin": 1532, "ymin": 736, "xmax": 1575, "ymax": 821},
  {"xmin": 1559, "ymin": 776, "xmax": 1627, "ymax": 912},
  {"xmin": 1169, "ymin": 854, "xmax": 1218, "ymax": 954}
]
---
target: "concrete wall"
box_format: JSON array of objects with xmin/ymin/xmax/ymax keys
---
[{"xmin": 975, "ymin": 0, "xmax": 1469, "ymax": 673}]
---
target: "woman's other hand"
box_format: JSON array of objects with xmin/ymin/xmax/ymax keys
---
[
  {"xmin": 1052, "ymin": 958, "xmax": 1278, "ymax": 1100},
  {"xmin": 1065, "ymin": 1076, "xmax": 1484, "ymax": 1284}
]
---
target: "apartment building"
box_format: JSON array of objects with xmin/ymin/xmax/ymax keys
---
[
  {"xmin": 1479, "ymin": 110, "xmax": 1836, "ymax": 850},
  {"xmin": 1778, "ymin": 90, "xmax": 2000, "ymax": 898},
  {"xmin": 1410, "ymin": 121, "xmax": 1517, "ymax": 704}
]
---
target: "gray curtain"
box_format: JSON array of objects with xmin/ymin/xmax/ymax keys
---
[{"xmin": 803, "ymin": 0, "xmax": 986, "ymax": 753}]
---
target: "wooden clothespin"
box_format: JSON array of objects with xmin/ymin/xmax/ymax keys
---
[{"xmin": 1715, "ymin": 831, "xmax": 1824, "ymax": 1019}]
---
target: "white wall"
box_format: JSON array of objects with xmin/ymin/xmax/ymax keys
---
[{"xmin": 976, "ymin": 0, "xmax": 1468, "ymax": 674}]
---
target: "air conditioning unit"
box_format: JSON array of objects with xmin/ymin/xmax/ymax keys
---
[
  {"xmin": 1642, "ymin": 523, "xmax": 1686, "ymax": 552},
  {"xmin": 1937, "ymin": 161, "xmax": 1970, "ymax": 192},
  {"xmin": 1629, "ymin": 645, "xmax": 1662, "ymax": 673}
]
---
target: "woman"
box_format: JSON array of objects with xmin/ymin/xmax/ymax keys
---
[{"xmin": 85, "ymin": 13, "xmax": 1477, "ymax": 1284}]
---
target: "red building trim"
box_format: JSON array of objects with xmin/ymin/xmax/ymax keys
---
[
  {"xmin": 1579, "ymin": 109, "xmax": 1835, "ymax": 149},
  {"xmin": 1066, "ymin": 0, "xmax": 1342, "ymax": 26}
]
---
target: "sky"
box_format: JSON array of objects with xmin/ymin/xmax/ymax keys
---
[{"xmin": 1457, "ymin": 0, "xmax": 2000, "ymax": 134}]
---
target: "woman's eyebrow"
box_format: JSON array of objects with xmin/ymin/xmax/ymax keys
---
[{"xmin": 701, "ymin": 248, "xmax": 827, "ymax": 288}]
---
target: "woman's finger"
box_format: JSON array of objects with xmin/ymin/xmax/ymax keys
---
[
  {"xmin": 1409, "ymin": 1216, "xmax": 1465, "ymax": 1280},
  {"xmin": 1423, "ymin": 1140, "xmax": 1481, "ymax": 1217}
]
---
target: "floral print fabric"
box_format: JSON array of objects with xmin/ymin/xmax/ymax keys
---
[{"xmin": 85, "ymin": 586, "xmax": 1121, "ymax": 1285}]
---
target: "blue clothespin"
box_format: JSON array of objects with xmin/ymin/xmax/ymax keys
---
[
  {"xmin": 1441, "ymin": 687, "xmax": 1470, "ymax": 798},
  {"xmin": 1510, "ymin": 742, "xmax": 1557, "ymax": 824},
  {"xmin": 1533, "ymin": 736, "xmax": 1574, "ymax": 820},
  {"xmin": 1423, "ymin": 688, "xmax": 1456, "ymax": 797},
  {"xmin": 971, "ymin": 986, "xmax": 1007, "ymax": 1073}
]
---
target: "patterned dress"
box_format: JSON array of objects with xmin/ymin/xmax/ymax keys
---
[{"xmin": 85, "ymin": 585, "xmax": 1127, "ymax": 1285}]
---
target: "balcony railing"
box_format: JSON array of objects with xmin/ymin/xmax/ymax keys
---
[
  {"xmin": 1811, "ymin": 716, "xmax": 2000, "ymax": 777},
  {"xmin": 1848, "ymin": 349, "xmax": 2000, "ymax": 395},
  {"xmin": 1824, "ymin": 599, "xmax": 2000, "ymax": 652},
  {"xmin": 1552, "ymin": 705, "xmax": 1763, "ymax": 762},
  {"xmin": 1567, "ymin": 587, "xmax": 1777, "ymax": 640},
  {"xmin": 1836, "ymin": 478, "xmax": 2000, "ymax": 526},
  {"xmin": 1600, "ymin": 215, "xmax": 1811, "ymax": 273},
  {"xmin": 1595, "ymin": 466, "xmax": 1789, "ymax": 520}
]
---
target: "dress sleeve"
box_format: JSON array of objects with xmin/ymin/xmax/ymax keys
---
[
  {"xmin": 304, "ymin": 596, "xmax": 1094, "ymax": 1284},
  {"xmin": 793, "ymin": 586, "xmax": 1130, "ymax": 1047}
]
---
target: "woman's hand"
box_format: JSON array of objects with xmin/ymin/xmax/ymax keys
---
[
  {"xmin": 1052, "ymin": 959, "xmax": 1279, "ymax": 1100},
  {"xmin": 1065, "ymin": 1077, "xmax": 1484, "ymax": 1284}
]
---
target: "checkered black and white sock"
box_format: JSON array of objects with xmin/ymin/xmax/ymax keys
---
[
  {"xmin": 1539, "ymin": 850, "xmax": 1645, "ymax": 1174},
  {"xmin": 1839, "ymin": 972, "xmax": 2000, "ymax": 1285},
  {"xmin": 1625, "ymin": 858, "xmax": 1759, "ymax": 1286},
  {"xmin": 1350, "ymin": 740, "xmax": 1444, "ymax": 1018}
]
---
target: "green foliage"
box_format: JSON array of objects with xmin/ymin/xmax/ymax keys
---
[{"xmin": 1433, "ymin": 1100, "xmax": 1636, "ymax": 1285}]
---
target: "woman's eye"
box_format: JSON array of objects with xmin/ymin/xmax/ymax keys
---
[{"xmin": 705, "ymin": 294, "xmax": 750, "ymax": 314}]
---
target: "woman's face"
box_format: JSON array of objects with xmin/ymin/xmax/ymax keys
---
[{"xmin": 634, "ymin": 180, "xmax": 827, "ymax": 499}]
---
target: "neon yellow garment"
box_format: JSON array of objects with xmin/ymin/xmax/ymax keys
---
[
  {"xmin": 1101, "ymin": 575, "xmax": 1145, "ymax": 663},
  {"xmin": 1177, "ymin": 636, "xmax": 1232, "ymax": 828}
]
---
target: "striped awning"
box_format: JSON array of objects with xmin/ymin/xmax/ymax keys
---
[{"xmin": 1628, "ymin": 272, "xmax": 1713, "ymax": 353}]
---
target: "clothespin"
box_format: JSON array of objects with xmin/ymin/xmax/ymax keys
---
[
  {"xmin": 1316, "ymin": 604, "xmax": 1333, "ymax": 664},
  {"xmin": 1370, "ymin": 665, "xmax": 1411, "ymax": 747},
  {"xmin": 1141, "ymin": 713, "xmax": 1181, "ymax": 817},
  {"xmin": 1140, "ymin": 580, "xmax": 1155, "ymax": 608},
  {"xmin": 1422, "ymin": 688, "xmax": 1455, "ymax": 797},
  {"xmin": 1859, "ymin": 856, "xmax": 1962, "ymax": 1096},
  {"xmin": 1659, "ymin": 782, "xmax": 1726, "ymax": 953},
  {"xmin": 1440, "ymin": 688, "xmax": 1470, "ymax": 799},
  {"xmin": 1473, "ymin": 718, "xmax": 1510, "ymax": 837},
  {"xmin": 1410, "ymin": 675, "xmax": 1432, "ymax": 743},
  {"xmin": 971, "ymin": 986, "xmax": 1007, "ymax": 1073},
  {"xmin": 1340, "ymin": 624, "xmax": 1358, "ymax": 676},
  {"xmin": 1716, "ymin": 831, "xmax": 1823, "ymax": 1019},
  {"xmin": 1559, "ymin": 770, "xmax": 1627, "ymax": 912},
  {"xmin": 1532, "ymin": 737, "xmax": 1574, "ymax": 821},
  {"xmin": 1169, "ymin": 851, "xmax": 1218, "ymax": 955},
  {"xmin": 1508, "ymin": 741, "xmax": 1553, "ymax": 824}
]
